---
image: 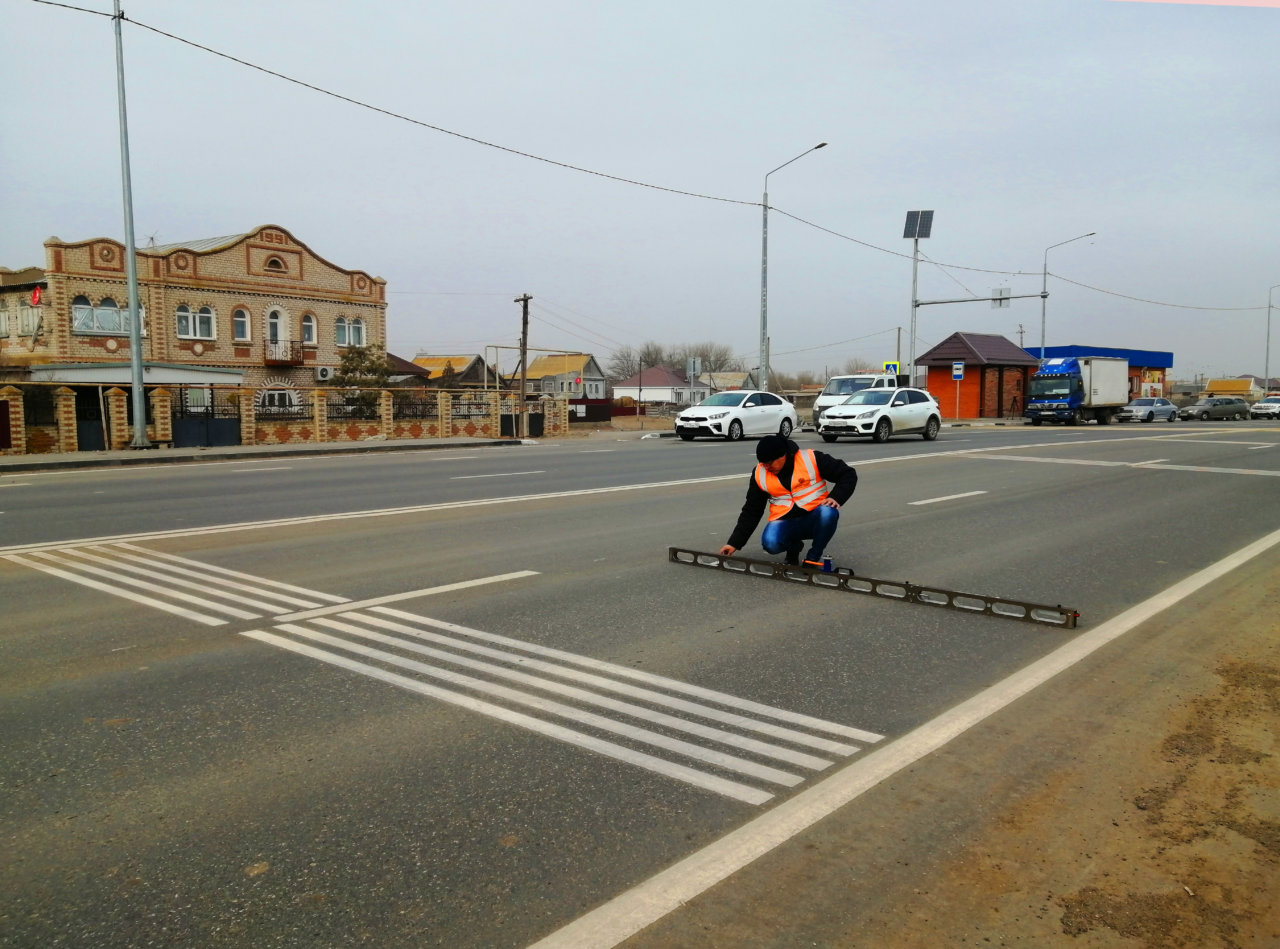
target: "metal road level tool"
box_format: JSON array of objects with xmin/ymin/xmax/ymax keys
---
[{"xmin": 668, "ymin": 547, "xmax": 1079, "ymax": 629}]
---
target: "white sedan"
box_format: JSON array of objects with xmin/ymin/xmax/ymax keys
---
[
  {"xmin": 817, "ymin": 387, "xmax": 942, "ymax": 442},
  {"xmin": 674, "ymin": 390, "xmax": 799, "ymax": 441}
]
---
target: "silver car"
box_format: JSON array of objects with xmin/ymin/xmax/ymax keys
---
[{"xmin": 1117, "ymin": 397, "xmax": 1177, "ymax": 423}]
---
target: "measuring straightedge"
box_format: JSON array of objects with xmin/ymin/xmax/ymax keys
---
[{"xmin": 668, "ymin": 548, "xmax": 1079, "ymax": 629}]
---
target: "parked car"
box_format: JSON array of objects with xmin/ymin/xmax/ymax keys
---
[
  {"xmin": 816, "ymin": 387, "xmax": 941, "ymax": 443},
  {"xmin": 1249, "ymin": 396, "xmax": 1280, "ymax": 419},
  {"xmin": 674, "ymin": 390, "xmax": 799, "ymax": 441},
  {"xmin": 1116, "ymin": 397, "xmax": 1178, "ymax": 423},
  {"xmin": 1178, "ymin": 397, "xmax": 1247, "ymax": 421}
]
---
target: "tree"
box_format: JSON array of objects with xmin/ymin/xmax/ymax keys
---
[
  {"xmin": 605, "ymin": 345, "xmax": 638, "ymax": 382},
  {"xmin": 331, "ymin": 346, "xmax": 391, "ymax": 388}
]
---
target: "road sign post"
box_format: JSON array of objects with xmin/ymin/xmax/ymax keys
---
[{"xmin": 952, "ymin": 361, "xmax": 964, "ymax": 420}]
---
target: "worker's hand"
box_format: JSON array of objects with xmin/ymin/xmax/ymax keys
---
[
  {"xmin": 718, "ymin": 544, "xmax": 737, "ymax": 556},
  {"xmin": 819, "ymin": 498, "xmax": 841, "ymax": 509}
]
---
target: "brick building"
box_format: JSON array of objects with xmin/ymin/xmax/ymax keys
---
[{"xmin": 0, "ymin": 224, "xmax": 386, "ymax": 391}]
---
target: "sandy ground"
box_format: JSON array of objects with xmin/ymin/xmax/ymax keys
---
[{"xmin": 621, "ymin": 537, "xmax": 1279, "ymax": 948}]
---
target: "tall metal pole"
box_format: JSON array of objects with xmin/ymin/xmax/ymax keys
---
[
  {"xmin": 909, "ymin": 238, "xmax": 920, "ymax": 384},
  {"xmin": 1039, "ymin": 231, "xmax": 1095, "ymax": 361},
  {"xmin": 515, "ymin": 294, "xmax": 531, "ymax": 438},
  {"xmin": 114, "ymin": 0, "xmax": 150, "ymax": 447},
  {"xmin": 1267, "ymin": 284, "xmax": 1279, "ymax": 394},
  {"xmin": 759, "ymin": 143, "xmax": 826, "ymax": 392}
]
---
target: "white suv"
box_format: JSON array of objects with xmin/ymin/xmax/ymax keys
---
[
  {"xmin": 817, "ymin": 387, "xmax": 941, "ymax": 442},
  {"xmin": 1250, "ymin": 396, "xmax": 1280, "ymax": 419}
]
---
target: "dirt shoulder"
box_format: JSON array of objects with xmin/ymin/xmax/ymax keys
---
[{"xmin": 625, "ymin": 545, "xmax": 1279, "ymax": 948}]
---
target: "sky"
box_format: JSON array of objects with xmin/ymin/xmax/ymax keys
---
[{"xmin": 3, "ymin": 0, "xmax": 1278, "ymax": 383}]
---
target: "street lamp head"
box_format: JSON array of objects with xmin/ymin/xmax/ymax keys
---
[{"xmin": 814, "ymin": 142, "xmax": 828, "ymax": 149}]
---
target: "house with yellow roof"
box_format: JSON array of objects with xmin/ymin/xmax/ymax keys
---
[
  {"xmin": 524, "ymin": 352, "xmax": 607, "ymax": 399},
  {"xmin": 410, "ymin": 353, "xmax": 501, "ymax": 389},
  {"xmin": 1202, "ymin": 377, "xmax": 1262, "ymax": 401}
]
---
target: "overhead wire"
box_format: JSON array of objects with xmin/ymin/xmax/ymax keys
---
[{"xmin": 28, "ymin": 0, "xmax": 1269, "ymax": 317}]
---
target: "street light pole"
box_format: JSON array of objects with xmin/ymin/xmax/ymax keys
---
[
  {"xmin": 1267, "ymin": 284, "xmax": 1279, "ymax": 395},
  {"xmin": 1040, "ymin": 231, "xmax": 1096, "ymax": 361},
  {"xmin": 759, "ymin": 142, "xmax": 826, "ymax": 391}
]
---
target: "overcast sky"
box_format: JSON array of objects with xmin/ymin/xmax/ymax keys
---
[{"xmin": 4, "ymin": 0, "xmax": 1278, "ymax": 381}]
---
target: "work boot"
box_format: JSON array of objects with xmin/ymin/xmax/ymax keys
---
[{"xmin": 783, "ymin": 543, "xmax": 802, "ymax": 566}]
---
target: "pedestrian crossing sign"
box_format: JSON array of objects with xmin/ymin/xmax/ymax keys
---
[{"xmin": 883, "ymin": 361, "xmax": 900, "ymax": 376}]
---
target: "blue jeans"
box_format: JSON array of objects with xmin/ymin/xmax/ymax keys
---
[{"xmin": 760, "ymin": 504, "xmax": 840, "ymax": 561}]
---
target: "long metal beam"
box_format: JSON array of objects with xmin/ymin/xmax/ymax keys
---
[{"xmin": 668, "ymin": 548, "xmax": 1079, "ymax": 629}]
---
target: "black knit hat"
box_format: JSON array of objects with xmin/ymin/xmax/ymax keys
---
[{"xmin": 755, "ymin": 434, "xmax": 790, "ymax": 463}]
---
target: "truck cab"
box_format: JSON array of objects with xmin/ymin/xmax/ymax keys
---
[{"xmin": 1024, "ymin": 356, "xmax": 1128, "ymax": 426}]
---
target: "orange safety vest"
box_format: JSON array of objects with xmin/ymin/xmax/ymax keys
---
[{"xmin": 753, "ymin": 449, "xmax": 830, "ymax": 521}]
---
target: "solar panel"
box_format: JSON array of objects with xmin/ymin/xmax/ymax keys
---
[{"xmin": 903, "ymin": 210, "xmax": 934, "ymax": 239}]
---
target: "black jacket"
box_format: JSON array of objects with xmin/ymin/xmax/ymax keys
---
[{"xmin": 725, "ymin": 441, "xmax": 858, "ymax": 550}]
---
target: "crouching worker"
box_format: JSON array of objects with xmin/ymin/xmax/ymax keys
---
[{"xmin": 717, "ymin": 434, "xmax": 857, "ymax": 567}]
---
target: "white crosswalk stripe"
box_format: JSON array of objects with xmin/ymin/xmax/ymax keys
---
[{"xmin": 12, "ymin": 542, "xmax": 883, "ymax": 804}]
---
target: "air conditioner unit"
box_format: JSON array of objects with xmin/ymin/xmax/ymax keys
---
[{"xmin": 315, "ymin": 366, "xmax": 334, "ymax": 382}]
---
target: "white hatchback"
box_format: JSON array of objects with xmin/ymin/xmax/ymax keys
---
[
  {"xmin": 817, "ymin": 387, "xmax": 942, "ymax": 443},
  {"xmin": 674, "ymin": 390, "xmax": 799, "ymax": 442}
]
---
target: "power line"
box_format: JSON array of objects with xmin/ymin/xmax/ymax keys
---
[{"xmin": 29, "ymin": 0, "xmax": 1269, "ymax": 317}]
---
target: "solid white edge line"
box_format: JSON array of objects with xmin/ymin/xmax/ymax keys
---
[{"xmin": 525, "ymin": 523, "xmax": 1280, "ymax": 949}]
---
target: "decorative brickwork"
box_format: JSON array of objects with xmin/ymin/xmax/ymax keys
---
[
  {"xmin": 54, "ymin": 387, "xmax": 77, "ymax": 453},
  {"xmin": 0, "ymin": 386, "xmax": 23, "ymax": 454}
]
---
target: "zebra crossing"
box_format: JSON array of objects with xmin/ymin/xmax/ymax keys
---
[{"xmin": 7, "ymin": 543, "xmax": 883, "ymax": 804}]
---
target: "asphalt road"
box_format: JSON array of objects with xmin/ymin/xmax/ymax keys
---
[{"xmin": 2, "ymin": 422, "xmax": 1278, "ymax": 948}]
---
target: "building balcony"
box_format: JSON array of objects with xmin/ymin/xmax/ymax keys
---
[{"xmin": 264, "ymin": 340, "xmax": 304, "ymax": 365}]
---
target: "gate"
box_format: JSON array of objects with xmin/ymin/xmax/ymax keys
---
[
  {"xmin": 172, "ymin": 388, "xmax": 241, "ymax": 448},
  {"xmin": 75, "ymin": 387, "xmax": 106, "ymax": 451}
]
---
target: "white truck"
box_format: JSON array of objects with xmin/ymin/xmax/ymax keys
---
[
  {"xmin": 811, "ymin": 373, "xmax": 901, "ymax": 429},
  {"xmin": 1024, "ymin": 356, "xmax": 1130, "ymax": 425}
]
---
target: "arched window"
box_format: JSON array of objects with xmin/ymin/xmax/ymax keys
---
[
  {"xmin": 265, "ymin": 256, "xmax": 286, "ymax": 272},
  {"xmin": 176, "ymin": 304, "xmax": 215, "ymax": 339},
  {"xmin": 301, "ymin": 313, "xmax": 316, "ymax": 344},
  {"xmin": 267, "ymin": 309, "xmax": 283, "ymax": 344},
  {"xmin": 349, "ymin": 318, "xmax": 365, "ymax": 347},
  {"xmin": 72, "ymin": 295, "xmax": 93, "ymax": 331},
  {"xmin": 233, "ymin": 308, "xmax": 250, "ymax": 341},
  {"xmin": 72, "ymin": 296, "xmax": 141, "ymax": 335},
  {"xmin": 335, "ymin": 317, "xmax": 349, "ymax": 347}
]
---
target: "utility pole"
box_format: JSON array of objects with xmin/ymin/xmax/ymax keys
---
[{"xmin": 514, "ymin": 294, "xmax": 531, "ymax": 438}]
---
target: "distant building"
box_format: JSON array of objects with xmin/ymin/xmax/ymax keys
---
[
  {"xmin": 916, "ymin": 332, "xmax": 1039, "ymax": 419},
  {"xmin": 699, "ymin": 370, "xmax": 758, "ymax": 392},
  {"xmin": 524, "ymin": 353, "xmax": 608, "ymax": 399},
  {"xmin": 1202, "ymin": 377, "xmax": 1262, "ymax": 400},
  {"xmin": 612, "ymin": 365, "xmax": 710, "ymax": 405},
  {"xmin": 410, "ymin": 353, "xmax": 501, "ymax": 388},
  {"xmin": 0, "ymin": 224, "xmax": 386, "ymax": 390}
]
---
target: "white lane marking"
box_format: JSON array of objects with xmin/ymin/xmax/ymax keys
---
[
  {"xmin": 230, "ymin": 466, "xmax": 293, "ymax": 472},
  {"xmin": 241, "ymin": 629, "xmax": 773, "ymax": 806},
  {"xmin": 58, "ymin": 547, "xmax": 295, "ymax": 614},
  {"xmin": 528, "ymin": 523, "xmax": 1280, "ymax": 949},
  {"xmin": 273, "ymin": 572, "xmax": 540, "ymax": 622},
  {"xmin": 116, "ymin": 543, "xmax": 349, "ymax": 603},
  {"xmin": 373, "ymin": 608, "xmax": 881, "ymax": 744},
  {"xmin": 329, "ymin": 612, "xmax": 838, "ymax": 769},
  {"xmin": 579, "ymin": 449, "xmax": 616, "ymax": 453},
  {"xmin": 970, "ymin": 455, "xmax": 1280, "ymax": 477},
  {"xmin": 101, "ymin": 546, "xmax": 328, "ymax": 609},
  {"xmin": 449, "ymin": 470, "xmax": 546, "ymax": 480},
  {"xmin": 0, "ymin": 483, "xmax": 31, "ymax": 488},
  {"xmin": 0, "ymin": 476, "xmax": 750, "ymax": 556},
  {"xmin": 4, "ymin": 553, "xmax": 225, "ymax": 626},
  {"xmin": 280, "ymin": 622, "xmax": 804, "ymax": 788},
  {"xmin": 25, "ymin": 550, "xmax": 259, "ymax": 619},
  {"xmin": 1129, "ymin": 459, "xmax": 1168, "ymax": 466},
  {"xmin": 908, "ymin": 490, "xmax": 987, "ymax": 506}
]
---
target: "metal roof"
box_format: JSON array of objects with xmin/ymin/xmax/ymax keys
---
[
  {"xmin": 917, "ymin": 332, "xmax": 1040, "ymax": 367},
  {"xmin": 1029, "ymin": 345, "xmax": 1174, "ymax": 369}
]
